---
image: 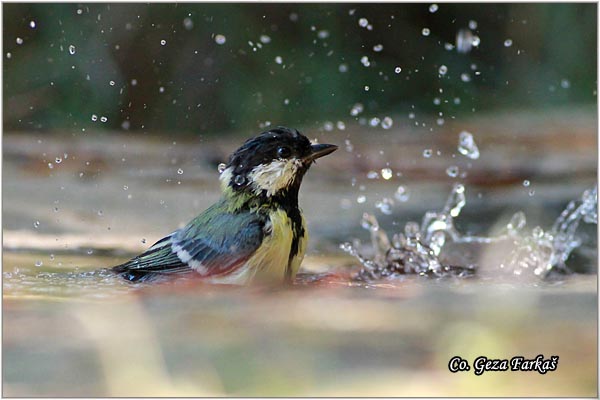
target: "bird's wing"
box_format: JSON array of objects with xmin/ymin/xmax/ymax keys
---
[
  {"xmin": 171, "ymin": 208, "xmax": 267, "ymax": 276},
  {"xmin": 112, "ymin": 205, "xmax": 267, "ymax": 282}
]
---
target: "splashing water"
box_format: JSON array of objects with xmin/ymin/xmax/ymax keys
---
[
  {"xmin": 341, "ymin": 185, "xmax": 597, "ymax": 281},
  {"xmin": 341, "ymin": 184, "xmax": 475, "ymax": 280},
  {"xmin": 501, "ymin": 186, "xmax": 598, "ymax": 277}
]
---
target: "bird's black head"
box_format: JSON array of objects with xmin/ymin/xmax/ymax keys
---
[{"xmin": 220, "ymin": 126, "xmax": 337, "ymax": 200}]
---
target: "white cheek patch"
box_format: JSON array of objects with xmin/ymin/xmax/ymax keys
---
[
  {"xmin": 219, "ymin": 166, "xmax": 234, "ymax": 191},
  {"xmin": 249, "ymin": 159, "xmax": 302, "ymax": 196}
]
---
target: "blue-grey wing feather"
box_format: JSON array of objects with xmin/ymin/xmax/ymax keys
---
[
  {"xmin": 172, "ymin": 211, "xmax": 266, "ymax": 274},
  {"xmin": 112, "ymin": 205, "xmax": 267, "ymax": 282}
]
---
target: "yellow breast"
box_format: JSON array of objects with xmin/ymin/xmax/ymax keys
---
[
  {"xmin": 206, "ymin": 209, "xmax": 307, "ymax": 285},
  {"xmin": 251, "ymin": 209, "xmax": 307, "ymax": 283}
]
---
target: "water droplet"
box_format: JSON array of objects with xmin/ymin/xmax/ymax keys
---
[
  {"xmin": 160, "ymin": 39, "xmax": 167, "ymax": 46},
  {"xmin": 528, "ymin": 189, "xmax": 535, "ymax": 196},
  {"xmin": 274, "ymin": 56, "xmax": 283, "ymax": 64},
  {"xmin": 445, "ymin": 183, "xmax": 466, "ymax": 217},
  {"xmin": 429, "ymin": 231, "xmax": 446, "ymax": 255},
  {"xmin": 504, "ymin": 39, "xmax": 513, "ymax": 47},
  {"xmin": 33, "ymin": 220, "xmax": 40, "ymax": 228},
  {"xmin": 350, "ymin": 103, "xmax": 364, "ymax": 116},
  {"xmin": 360, "ymin": 55, "xmax": 370, "ymax": 67},
  {"xmin": 260, "ymin": 34, "xmax": 271, "ymax": 44},
  {"xmin": 468, "ymin": 20, "xmax": 478, "ymax": 30},
  {"xmin": 373, "ymin": 44, "xmax": 383, "ymax": 52},
  {"xmin": 234, "ymin": 175, "xmax": 245, "ymax": 185},
  {"xmin": 560, "ymin": 79, "xmax": 570, "ymax": 89},
  {"xmin": 16, "ymin": 37, "xmax": 23, "ymax": 45},
  {"xmin": 91, "ymin": 114, "xmax": 98, "ymax": 122},
  {"xmin": 367, "ymin": 171, "xmax": 379, "ymax": 179},
  {"xmin": 177, "ymin": 168, "xmax": 184, "ymax": 175},
  {"xmin": 214, "ymin": 34, "xmax": 226, "ymax": 45},
  {"xmin": 456, "ymin": 29, "xmax": 479, "ymax": 53},
  {"xmin": 338, "ymin": 63, "xmax": 348, "ymax": 73},
  {"xmin": 446, "ymin": 166, "xmax": 459, "ymax": 177},
  {"xmin": 381, "ymin": 116, "xmax": 393, "ymax": 129},
  {"xmin": 317, "ymin": 30, "xmax": 329, "ymax": 39},
  {"xmin": 381, "ymin": 168, "xmax": 393, "ymax": 180},
  {"xmin": 344, "ymin": 139, "xmax": 353, "ymax": 152},
  {"xmin": 375, "ymin": 198, "xmax": 394, "ymax": 215},
  {"xmin": 158, "ymin": 86, "xmax": 165, "ymax": 93},
  {"xmin": 109, "ymin": 80, "xmax": 115, "ymax": 86},
  {"xmin": 217, "ymin": 163, "xmax": 227, "ymax": 174},
  {"xmin": 460, "ymin": 73, "xmax": 471, "ymax": 82},
  {"xmin": 97, "ymin": 210, "xmax": 104, "ymax": 216},
  {"xmin": 323, "ymin": 121, "xmax": 334, "ymax": 131},
  {"xmin": 438, "ymin": 65, "xmax": 448, "ymax": 75},
  {"xmin": 50, "ymin": 254, "xmax": 55, "ymax": 260},
  {"xmin": 523, "ymin": 180, "xmax": 530, "ymax": 187},
  {"xmin": 183, "ymin": 17, "xmax": 194, "ymax": 30},
  {"xmin": 336, "ymin": 121, "xmax": 346, "ymax": 130},
  {"xmin": 422, "ymin": 28, "xmax": 430, "ymax": 36},
  {"xmin": 141, "ymin": 238, "xmax": 147, "ymax": 244},
  {"xmin": 369, "ymin": 117, "xmax": 380, "ymax": 127},
  {"xmin": 123, "ymin": 185, "xmax": 128, "ymax": 191},
  {"xmin": 423, "ymin": 149, "xmax": 432, "ymax": 158},
  {"xmin": 395, "ymin": 186, "xmax": 410, "ymax": 202},
  {"xmin": 54, "ymin": 157, "xmax": 62, "ymax": 164},
  {"xmin": 35, "ymin": 260, "xmax": 43, "ymax": 267},
  {"xmin": 29, "ymin": 20, "xmax": 36, "ymax": 28},
  {"xmin": 100, "ymin": 116, "xmax": 108, "ymax": 123},
  {"xmin": 429, "ymin": 4, "xmax": 439, "ymax": 13},
  {"xmin": 404, "ymin": 221, "xmax": 420, "ymax": 238},
  {"xmin": 47, "ymin": 163, "xmax": 54, "ymax": 169},
  {"xmin": 357, "ymin": 195, "xmax": 366, "ymax": 204},
  {"xmin": 358, "ymin": 18, "xmax": 369, "ymax": 28},
  {"xmin": 68, "ymin": 44, "xmax": 76, "ymax": 55},
  {"xmin": 87, "ymin": 249, "xmax": 94, "ymax": 255},
  {"xmin": 457, "ymin": 131, "xmax": 480, "ymax": 159},
  {"xmin": 507, "ymin": 211, "xmax": 526, "ymax": 234},
  {"xmin": 394, "ymin": 66, "xmax": 402, "ymax": 74}
]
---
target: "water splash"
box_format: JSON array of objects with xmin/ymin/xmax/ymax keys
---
[
  {"xmin": 504, "ymin": 186, "xmax": 599, "ymax": 277},
  {"xmin": 342, "ymin": 184, "xmax": 476, "ymax": 280},
  {"xmin": 342, "ymin": 185, "xmax": 597, "ymax": 281}
]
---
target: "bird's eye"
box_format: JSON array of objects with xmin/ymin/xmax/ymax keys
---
[{"xmin": 277, "ymin": 146, "xmax": 291, "ymax": 158}]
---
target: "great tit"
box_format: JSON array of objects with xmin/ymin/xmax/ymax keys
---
[{"xmin": 112, "ymin": 127, "xmax": 337, "ymax": 284}]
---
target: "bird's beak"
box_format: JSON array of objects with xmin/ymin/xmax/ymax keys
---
[{"xmin": 306, "ymin": 143, "xmax": 338, "ymax": 162}]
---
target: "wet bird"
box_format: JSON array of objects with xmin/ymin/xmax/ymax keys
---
[{"xmin": 112, "ymin": 127, "xmax": 337, "ymax": 284}]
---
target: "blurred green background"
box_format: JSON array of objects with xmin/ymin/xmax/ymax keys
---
[{"xmin": 3, "ymin": 3, "xmax": 597, "ymax": 135}]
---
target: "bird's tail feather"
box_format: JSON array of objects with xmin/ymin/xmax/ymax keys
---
[{"xmin": 111, "ymin": 235, "xmax": 191, "ymax": 282}]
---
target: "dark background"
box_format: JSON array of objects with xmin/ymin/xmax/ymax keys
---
[{"xmin": 3, "ymin": 3, "xmax": 597, "ymax": 135}]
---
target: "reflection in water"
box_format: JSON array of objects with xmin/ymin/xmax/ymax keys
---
[{"xmin": 342, "ymin": 185, "xmax": 598, "ymax": 281}]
